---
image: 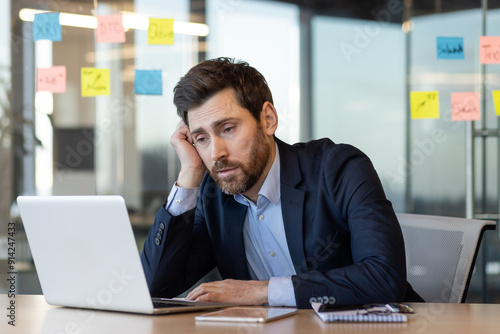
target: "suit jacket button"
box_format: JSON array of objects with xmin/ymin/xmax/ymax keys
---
[
  {"xmin": 156, "ymin": 232, "xmax": 162, "ymax": 240},
  {"xmin": 155, "ymin": 238, "xmax": 161, "ymax": 246},
  {"xmin": 159, "ymin": 223, "xmax": 165, "ymax": 230}
]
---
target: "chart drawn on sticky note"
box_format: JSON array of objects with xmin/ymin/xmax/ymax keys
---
[
  {"xmin": 410, "ymin": 91, "xmax": 440, "ymax": 119},
  {"xmin": 97, "ymin": 14, "xmax": 125, "ymax": 43},
  {"xmin": 436, "ymin": 37, "xmax": 464, "ymax": 59},
  {"xmin": 451, "ymin": 92, "xmax": 480, "ymax": 121},
  {"xmin": 81, "ymin": 68, "xmax": 110, "ymax": 97},
  {"xmin": 135, "ymin": 70, "xmax": 162, "ymax": 95},
  {"xmin": 148, "ymin": 18, "xmax": 174, "ymax": 45},
  {"xmin": 33, "ymin": 12, "xmax": 62, "ymax": 41},
  {"xmin": 37, "ymin": 66, "xmax": 66, "ymax": 93}
]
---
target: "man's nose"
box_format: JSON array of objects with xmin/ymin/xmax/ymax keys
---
[{"xmin": 210, "ymin": 136, "xmax": 228, "ymax": 162}]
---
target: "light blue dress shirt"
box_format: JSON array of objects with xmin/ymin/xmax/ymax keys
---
[{"xmin": 166, "ymin": 145, "xmax": 297, "ymax": 307}]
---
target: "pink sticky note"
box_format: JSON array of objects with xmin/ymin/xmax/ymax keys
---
[
  {"xmin": 96, "ymin": 14, "xmax": 125, "ymax": 43},
  {"xmin": 451, "ymin": 92, "xmax": 480, "ymax": 121},
  {"xmin": 36, "ymin": 66, "xmax": 66, "ymax": 93},
  {"xmin": 480, "ymin": 36, "xmax": 500, "ymax": 64}
]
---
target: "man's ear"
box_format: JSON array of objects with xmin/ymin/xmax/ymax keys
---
[{"xmin": 260, "ymin": 102, "xmax": 278, "ymax": 136}]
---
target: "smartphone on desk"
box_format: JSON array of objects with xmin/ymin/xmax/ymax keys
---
[{"xmin": 195, "ymin": 307, "xmax": 298, "ymax": 323}]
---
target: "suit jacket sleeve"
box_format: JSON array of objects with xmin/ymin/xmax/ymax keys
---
[
  {"xmin": 290, "ymin": 142, "xmax": 407, "ymax": 308},
  {"xmin": 140, "ymin": 187, "xmax": 216, "ymax": 297}
]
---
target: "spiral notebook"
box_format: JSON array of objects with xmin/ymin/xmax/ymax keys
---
[{"xmin": 311, "ymin": 303, "xmax": 408, "ymax": 323}]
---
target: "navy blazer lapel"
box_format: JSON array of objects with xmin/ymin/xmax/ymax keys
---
[
  {"xmin": 222, "ymin": 197, "xmax": 250, "ymax": 279},
  {"xmin": 276, "ymin": 139, "xmax": 307, "ymax": 274}
]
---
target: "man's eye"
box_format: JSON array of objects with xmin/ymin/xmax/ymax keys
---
[
  {"xmin": 196, "ymin": 137, "xmax": 208, "ymax": 144},
  {"xmin": 223, "ymin": 126, "xmax": 234, "ymax": 134}
]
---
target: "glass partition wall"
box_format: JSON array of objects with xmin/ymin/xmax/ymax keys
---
[
  {"xmin": 1, "ymin": 0, "xmax": 499, "ymax": 302},
  {"xmin": 312, "ymin": 0, "xmax": 500, "ymax": 302}
]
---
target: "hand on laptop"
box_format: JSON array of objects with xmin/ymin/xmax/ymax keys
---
[{"xmin": 186, "ymin": 279, "xmax": 269, "ymax": 305}]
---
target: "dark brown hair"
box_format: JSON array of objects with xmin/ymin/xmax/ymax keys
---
[{"xmin": 173, "ymin": 57, "xmax": 273, "ymax": 124}]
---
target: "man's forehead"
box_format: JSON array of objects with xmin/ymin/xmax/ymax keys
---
[
  {"xmin": 187, "ymin": 91, "xmax": 253, "ymax": 133},
  {"xmin": 188, "ymin": 90, "xmax": 235, "ymax": 120},
  {"xmin": 187, "ymin": 106, "xmax": 234, "ymax": 130}
]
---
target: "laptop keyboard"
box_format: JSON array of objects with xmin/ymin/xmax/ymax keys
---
[{"xmin": 153, "ymin": 301, "xmax": 197, "ymax": 309}]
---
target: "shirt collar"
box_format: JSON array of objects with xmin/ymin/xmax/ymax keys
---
[{"xmin": 234, "ymin": 143, "xmax": 281, "ymax": 206}]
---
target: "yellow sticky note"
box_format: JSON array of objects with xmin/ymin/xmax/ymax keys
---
[
  {"xmin": 410, "ymin": 91, "xmax": 440, "ymax": 119},
  {"xmin": 492, "ymin": 90, "xmax": 500, "ymax": 116},
  {"xmin": 81, "ymin": 68, "xmax": 110, "ymax": 97},
  {"xmin": 148, "ymin": 18, "xmax": 174, "ymax": 45}
]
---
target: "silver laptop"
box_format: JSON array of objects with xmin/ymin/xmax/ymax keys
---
[{"xmin": 17, "ymin": 195, "xmax": 236, "ymax": 314}]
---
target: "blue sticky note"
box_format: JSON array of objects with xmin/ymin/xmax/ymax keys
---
[
  {"xmin": 135, "ymin": 70, "xmax": 162, "ymax": 95},
  {"xmin": 436, "ymin": 37, "xmax": 464, "ymax": 59},
  {"xmin": 33, "ymin": 13, "xmax": 62, "ymax": 42}
]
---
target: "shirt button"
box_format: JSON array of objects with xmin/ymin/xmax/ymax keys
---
[
  {"xmin": 258, "ymin": 215, "xmax": 264, "ymax": 220},
  {"xmin": 244, "ymin": 198, "xmax": 248, "ymax": 202},
  {"xmin": 270, "ymin": 251, "xmax": 275, "ymax": 257},
  {"xmin": 175, "ymin": 199, "xmax": 182, "ymax": 204}
]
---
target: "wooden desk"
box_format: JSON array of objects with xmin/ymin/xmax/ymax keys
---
[{"xmin": 2, "ymin": 295, "xmax": 499, "ymax": 334}]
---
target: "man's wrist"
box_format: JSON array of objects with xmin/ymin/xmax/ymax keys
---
[
  {"xmin": 258, "ymin": 280, "xmax": 270, "ymax": 305},
  {"xmin": 177, "ymin": 167, "xmax": 205, "ymax": 189}
]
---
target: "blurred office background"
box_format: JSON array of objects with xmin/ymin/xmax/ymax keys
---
[{"xmin": 0, "ymin": 0, "xmax": 499, "ymax": 302}]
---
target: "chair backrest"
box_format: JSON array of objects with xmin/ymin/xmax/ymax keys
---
[{"xmin": 396, "ymin": 213, "xmax": 496, "ymax": 303}]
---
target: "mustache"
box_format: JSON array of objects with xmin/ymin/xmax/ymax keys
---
[{"xmin": 212, "ymin": 160, "xmax": 240, "ymax": 173}]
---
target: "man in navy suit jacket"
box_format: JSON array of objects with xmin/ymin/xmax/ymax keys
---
[{"xmin": 141, "ymin": 57, "xmax": 422, "ymax": 308}]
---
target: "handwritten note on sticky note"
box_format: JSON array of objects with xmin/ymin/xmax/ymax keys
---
[
  {"xmin": 97, "ymin": 14, "xmax": 125, "ymax": 43},
  {"xmin": 436, "ymin": 37, "xmax": 464, "ymax": 59},
  {"xmin": 148, "ymin": 18, "xmax": 174, "ymax": 45},
  {"xmin": 451, "ymin": 92, "xmax": 480, "ymax": 121},
  {"xmin": 81, "ymin": 68, "xmax": 110, "ymax": 97},
  {"xmin": 33, "ymin": 13, "xmax": 62, "ymax": 41},
  {"xmin": 37, "ymin": 66, "xmax": 66, "ymax": 93},
  {"xmin": 135, "ymin": 70, "xmax": 162, "ymax": 95},
  {"xmin": 492, "ymin": 91, "xmax": 500, "ymax": 116},
  {"xmin": 480, "ymin": 36, "xmax": 500, "ymax": 64},
  {"xmin": 410, "ymin": 91, "xmax": 440, "ymax": 119}
]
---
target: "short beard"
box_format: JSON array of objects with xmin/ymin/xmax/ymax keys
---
[{"xmin": 209, "ymin": 125, "xmax": 271, "ymax": 195}]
